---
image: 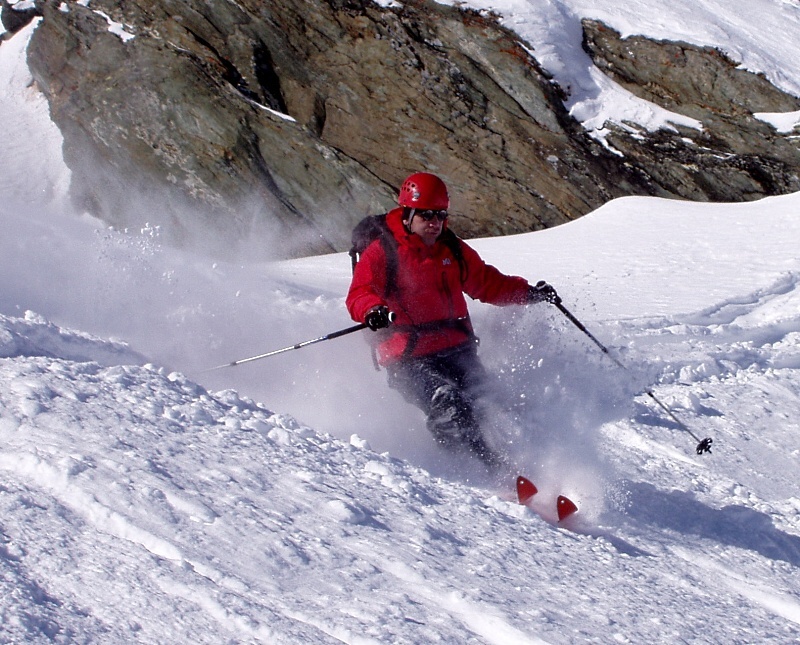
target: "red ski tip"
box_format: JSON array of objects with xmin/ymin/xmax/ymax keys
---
[
  {"xmin": 516, "ymin": 476, "xmax": 538, "ymax": 505},
  {"xmin": 557, "ymin": 496, "xmax": 578, "ymax": 521}
]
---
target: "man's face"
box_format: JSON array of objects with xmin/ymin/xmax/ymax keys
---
[{"xmin": 405, "ymin": 210, "xmax": 447, "ymax": 247}]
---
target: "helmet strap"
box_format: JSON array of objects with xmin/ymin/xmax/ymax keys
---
[{"xmin": 402, "ymin": 208, "xmax": 415, "ymax": 232}]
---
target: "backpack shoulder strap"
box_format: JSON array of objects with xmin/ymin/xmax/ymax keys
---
[{"xmin": 381, "ymin": 220, "xmax": 400, "ymax": 297}]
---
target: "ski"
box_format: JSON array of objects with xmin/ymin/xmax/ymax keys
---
[
  {"xmin": 516, "ymin": 474, "xmax": 538, "ymax": 505},
  {"xmin": 515, "ymin": 475, "xmax": 578, "ymax": 522},
  {"xmin": 556, "ymin": 495, "xmax": 579, "ymax": 521}
]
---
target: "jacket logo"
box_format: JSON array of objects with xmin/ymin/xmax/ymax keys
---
[{"xmin": 442, "ymin": 258, "xmax": 452, "ymax": 266}]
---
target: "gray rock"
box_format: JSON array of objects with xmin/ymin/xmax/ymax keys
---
[
  {"xmin": 15, "ymin": 2, "xmax": 800, "ymax": 257},
  {"xmin": 1, "ymin": 0, "xmax": 42, "ymax": 37},
  {"xmin": 582, "ymin": 19, "xmax": 800, "ymax": 201}
]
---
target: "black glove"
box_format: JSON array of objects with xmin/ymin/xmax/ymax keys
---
[
  {"xmin": 365, "ymin": 305, "xmax": 392, "ymax": 331},
  {"xmin": 528, "ymin": 280, "xmax": 560, "ymax": 305}
]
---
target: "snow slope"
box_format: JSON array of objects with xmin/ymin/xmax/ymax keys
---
[
  {"xmin": 2, "ymin": 259, "xmax": 800, "ymax": 642},
  {"xmin": 2, "ymin": 0, "xmax": 800, "ymax": 642}
]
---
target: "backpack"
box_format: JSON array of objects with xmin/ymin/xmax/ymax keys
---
[{"xmin": 349, "ymin": 213, "xmax": 467, "ymax": 298}]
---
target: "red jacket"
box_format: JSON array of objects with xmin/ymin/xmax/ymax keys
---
[{"xmin": 346, "ymin": 208, "xmax": 531, "ymax": 365}]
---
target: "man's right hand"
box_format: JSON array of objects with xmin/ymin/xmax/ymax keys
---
[{"xmin": 365, "ymin": 306, "xmax": 393, "ymax": 331}]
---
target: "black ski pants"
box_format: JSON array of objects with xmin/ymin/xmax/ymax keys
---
[{"xmin": 386, "ymin": 342, "xmax": 499, "ymax": 466}]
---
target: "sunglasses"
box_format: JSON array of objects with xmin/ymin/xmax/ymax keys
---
[{"xmin": 415, "ymin": 209, "xmax": 449, "ymax": 222}]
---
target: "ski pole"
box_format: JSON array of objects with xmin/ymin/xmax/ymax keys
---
[
  {"xmin": 553, "ymin": 299, "xmax": 713, "ymax": 455},
  {"xmin": 203, "ymin": 322, "xmax": 369, "ymax": 372}
]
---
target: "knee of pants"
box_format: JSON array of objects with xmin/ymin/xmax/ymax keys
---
[{"xmin": 427, "ymin": 385, "xmax": 478, "ymax": 443}]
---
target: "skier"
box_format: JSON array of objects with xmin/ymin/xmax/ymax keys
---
[{"xmin": 346, "ymin": 172, "xmax": 559, "ymax": 468}]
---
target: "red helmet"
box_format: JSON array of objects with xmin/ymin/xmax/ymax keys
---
[{"xmin": 398, "ymin": 173, "xmax": 449, "ymax": 210}]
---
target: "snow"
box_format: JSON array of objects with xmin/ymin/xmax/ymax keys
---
[
  {"xmin": 92, "ymin": 10, "xmax": 136, "ymax": 42},
  {"xmin": 756, "ymin": 109, "xmax": 800, "ymax": 134},
  {"xmin": 2, "ymin": 2, "xmax": 800, "ymax": 643}
]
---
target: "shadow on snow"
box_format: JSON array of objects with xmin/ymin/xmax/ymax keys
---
[{"xmin": 624, "ymin": 481, "xmax": 800, "ymax": 567}]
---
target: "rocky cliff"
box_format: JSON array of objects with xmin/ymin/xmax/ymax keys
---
[
  {"xmin": 581, "ymin": 19, "xmax": 800, "ymax": 202},
  {"xmin": 4, "ymin": 0, "xmax": 799, "ymax": 257}
]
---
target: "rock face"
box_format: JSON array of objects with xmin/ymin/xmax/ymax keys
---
[
  {"xmin": 581, "ymin": 19, "xmax": 800, "ymax": 202},
  {"xmin": 6, "ymin": 1, "xmax": 800, "ymax": 257}
]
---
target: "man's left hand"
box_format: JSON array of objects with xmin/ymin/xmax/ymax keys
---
[{"xmin": 528, "ymin": 281, "xmax": 560, "ymax": 304}]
